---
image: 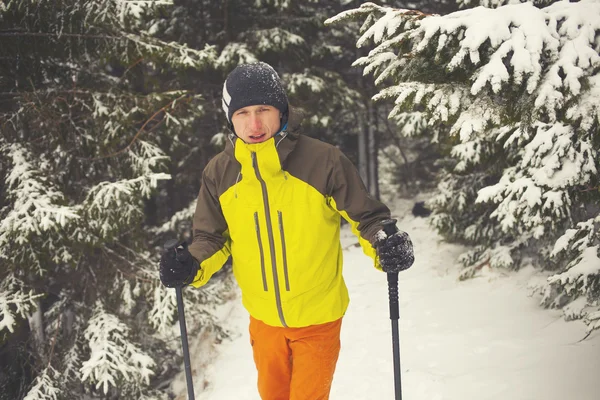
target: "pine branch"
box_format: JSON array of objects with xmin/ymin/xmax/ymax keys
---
[
  {"xmin": 85, "ymin": 93, "xmax": 190, "ymax": 160},
  {"xmin": 101, "ymin": 245, "xmax": 156, "ymax": 283},
  {"xmin": 119, "ymin": 57, "xmax": 145, "ymax": 81},
  {"xmin": 382, "ymin": 117, "xmax": 411, "ymax": 166},
  {"xmin": 0, "ymin": 31, "xmax": 120, "ymax": 40},
  {"xmin": 579, "ymin": 186, "xmax": 600, "ymax": 193}
]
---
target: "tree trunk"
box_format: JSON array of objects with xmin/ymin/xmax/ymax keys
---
[
  {"xmin": 27, "ymin": 300, "xmax": 45, "ymax": 357},
  {"xmin": 224, "ymin": 0, "xmax": 231, "ymax": 42},
  {"xmin": 358, "ymin": 110, "xmax": 368, "ymax": 185},
  {"xmin": 367, "ymin": 101, "xmax": 380, "ymax": 199}
]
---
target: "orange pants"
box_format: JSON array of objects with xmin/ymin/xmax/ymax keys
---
[{"xmin": 249, "ymin": 316, "xmax": 343, "ymax": 400}]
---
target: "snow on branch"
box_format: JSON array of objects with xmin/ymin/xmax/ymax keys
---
[
  {"xmin": 85, "ymin": 0, "xmax": 173, "ymax": 27},
  {"xmin": 250, "ymin": 28, "xmax": 305, "ymax": 53},
  {"xmin": 457, "ymin": 0, "xmax": 557, "ymax": 10},
  {"xmin": 128, "ymin": 140, "xmax": 169, "ymax": 176},
  {"xmin": 61, "ymin": 341, "xmax": 83, "ymax": 385},
  {"xmin": 0, "ymin": 274, "xmax": 42, "ymax": 333},
  {"xmin": 125, "ymin": 33, "xmax": 217, "ymax": 69},
  {"xmin": 356, "ymin": 6, "xmax": 415, "ymax": 48},
  {"xmin": 567, "ymin": 74, "xmax": 600, "ymax": 131},
  {"xmin": 549, "ymin": 246, "xmax": 600, "ymax": 294},
  {"xmin": 23, "ymin": 366, "xmax": 61, "ymax": 400},
  {"xmin": 451, "ymin": 97, "xmax": 505, "ymax": 143},
  {"xmin": 373, "ymin": 82, "xmax": 470, "ymax": 136},
  {"xmin": 324, "ymin": 3, "xmax": 382, "ymax": 27},
  {"xmin": 0, "ymin": 144, "xmax": 80, "ymax": 249},
  {"xmin": 326, "ymin": 3, "xmax": 423, "ymax": 65},
  {"xmin": 545, "ymin": 217, "xmax": 600, "ymax": 319},
  {"xmin": 551, "ymin": 217, "xmax": 599, "ymax": 258},
  {"xmin": 534, "ymin": 0, "xmax": 600, "ymax": 122},
  {"xmin": 404, "ymin": 3, "xmax": 560, "ymax": 96},
  {"xmin": 518, "ymin": 123, "xmax": 596, "ymax": 189},
  {"xmin": 84, "ymin": 173, "xmax": 170, "ymax": 220},
  {"xmin": 217, "ymin": 42, "xmax": 259, "ymax": 68},
  {"xmin": 285, "ymin": 73, "xmax": 327, "ymax": 94},
  {"xmin": 148, "ymin": 275, "xmax": 232, "ymax": 341},
  {"xmin": 544, "ymin": 242, "xmax": 600, "ymax": 335},
  {"xmin": 148, "ymin": 285, "xmax": 177, "ymax": 336},
  {"xmin": 477, "ymin": 121, "xmax": 596, "ymax": 238},
  {"xmin": 477, "ymin": 167, "xmax": 555, "ymax": 236},
  {"xmin": 80, "ymin": 302, "xmax": 155, "ymax": 394},
  {"xmin": 151, "ymin": 198, "xmax": 196, "ymax": 235}
]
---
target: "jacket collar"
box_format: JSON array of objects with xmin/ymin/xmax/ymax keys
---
[{"xmin": 225, "ymin": 132, "xmax": 299, "ymax": 177}]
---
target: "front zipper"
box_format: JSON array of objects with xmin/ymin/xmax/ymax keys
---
[
  {"xmin": 252, "ymin": 151, "xmax": 288, "ymax": 327},
  {"xmin": 277, "ymin": 211, "xmax": 291, "ymax": 291},
  {"xmin": 254, "ymin": 212, "xmax": 268, "ymax": 291}
]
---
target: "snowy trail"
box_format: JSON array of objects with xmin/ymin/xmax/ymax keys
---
[{"xmin": 177, "ymin": 212, "xmax": 600, "ymax": 400}]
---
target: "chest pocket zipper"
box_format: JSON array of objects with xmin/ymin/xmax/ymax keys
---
[
  {"xmin": 277, "ymin": 211, "xmax": 291, "ymax": 292},
  {"xmin": 254, "ymin": 212, "xmax": 268, "ymax": 291}
]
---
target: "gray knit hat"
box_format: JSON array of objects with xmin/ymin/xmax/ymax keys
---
[{"xmin": 222, "ymin": 62, "xmax": 289, "ymax": 126}]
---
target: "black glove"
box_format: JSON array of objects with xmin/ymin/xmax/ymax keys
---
[
  {"xmin": 159, "ymin": 241, "xmax": 199, "ymax": 288},
  {"xmin": 375, "ymin": 223, "xmax": 415, "ymax": 273}
]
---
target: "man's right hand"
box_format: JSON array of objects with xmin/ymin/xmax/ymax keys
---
[{"xmin": 159, "ymin": 242, "xmax": 199, "ymax": 288}]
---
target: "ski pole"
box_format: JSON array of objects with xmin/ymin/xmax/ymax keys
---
[
  {"xmin": 381, "ymin": 220, "xmax": 403, "ymax": 400},
  {"xmin": 164, "ymin": 240, "xmax": 196, "ymax": 400},
  {"xmin": 176, "ymin": 285, "xmax": 195, "ymax": 400}
]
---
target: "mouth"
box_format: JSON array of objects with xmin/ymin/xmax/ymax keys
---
[{"xmin": 248, "ymin": 133, "xmax": 267, "ymax": 142}]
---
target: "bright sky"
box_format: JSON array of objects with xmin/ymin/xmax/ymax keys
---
[{"xmin": 173, "ymin": 200, "xmax": 600, "ymax": 400}]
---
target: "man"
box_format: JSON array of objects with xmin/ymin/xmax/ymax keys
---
[{"xmin": 160, "ymin": 62, "xmax": 414, "ymax": 400}]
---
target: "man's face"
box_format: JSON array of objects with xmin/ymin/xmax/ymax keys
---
[{"xmin": 231, "ymin": 105, "xmax": 281, "ymax": 144}]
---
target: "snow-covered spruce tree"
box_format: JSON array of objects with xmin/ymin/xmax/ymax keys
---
[
  {"xmin": 0, "ymin": 1, "xmax": 226, "ymax": 398},
  {"xmin": 328, "ymin": 1, "xmax": 600, "ymax": 334}
]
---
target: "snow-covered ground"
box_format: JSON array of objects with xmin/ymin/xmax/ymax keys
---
[{"xmin": 174, "ymin": 202, "xmax": 600, "ymax": 400}]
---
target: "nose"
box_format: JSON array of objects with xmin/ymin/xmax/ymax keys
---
[{"xmin": 249, "ymin": 113, "xmax": 262, "ymax": 130}]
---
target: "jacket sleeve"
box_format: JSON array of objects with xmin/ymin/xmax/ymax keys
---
[
  {"xmin": 188, "ymin": 168, "xmax": 231, "ymax": 288},
  {"xmin": 327, "ymin": 147, "xmax": 391, "ymax": 269}
]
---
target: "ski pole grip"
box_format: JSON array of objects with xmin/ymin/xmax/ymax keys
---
[
  {"xmin": 381, "ymin": 219, "xmax": 400, "ymax": 321},
  {"xmin": 381, "ymin": 219, "xmax": 398, "ymax": 236},
  {"xmin": 164, "ymin": 239, "xmax": 179, "ymax": 252},
  {"xmin": 163, "ymin": 239, "xmax": 190, "ymax": 289},
  {"xmin": 164, "ymin": 239, "xmax": 188, "ymax": 255}
]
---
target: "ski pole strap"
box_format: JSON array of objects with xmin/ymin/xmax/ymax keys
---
[{"xmin": 387, "ymin": 272, "xmax": 400, "ymax": 320}]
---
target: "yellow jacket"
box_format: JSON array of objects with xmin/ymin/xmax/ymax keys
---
[{"xmin": 188, "ymin": 132, "xmax": 390, "ymax": 327}]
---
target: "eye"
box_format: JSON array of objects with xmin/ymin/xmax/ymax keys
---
[{"xmin": 236, "ymin": 110, "xmax": 248, "ymax": 116}]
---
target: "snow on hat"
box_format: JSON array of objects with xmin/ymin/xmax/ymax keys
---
[{"xmin": 222, "ymin": 62, "xmax": 289, "ymax": 125}]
